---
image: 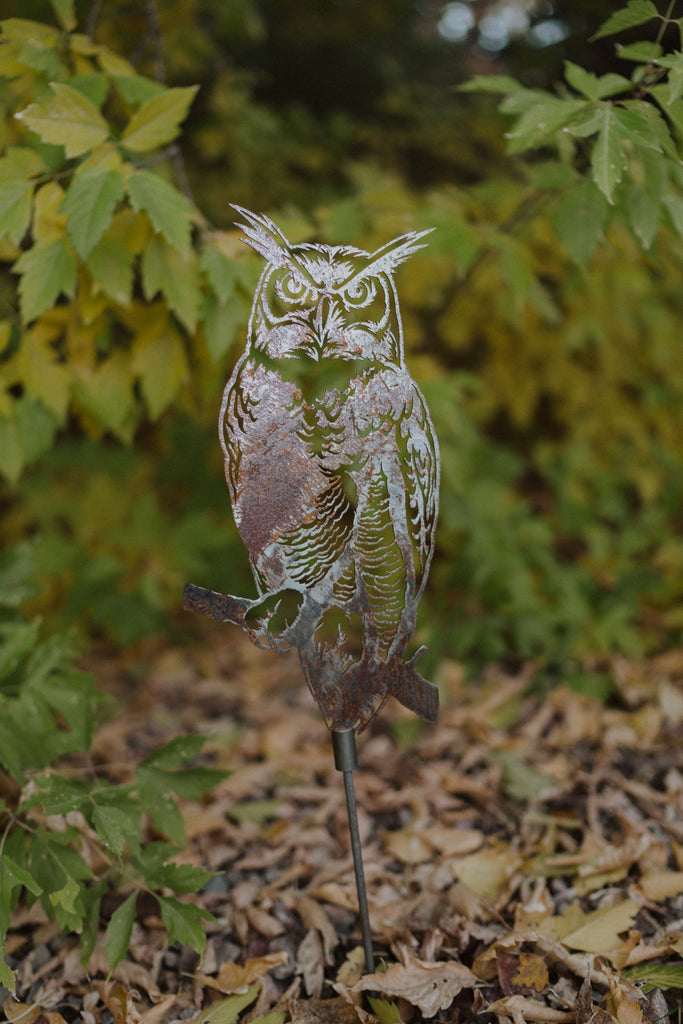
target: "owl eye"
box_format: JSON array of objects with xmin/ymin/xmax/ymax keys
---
[
  {"xmin": 274, "ymin": 272, "xmax": 312, "ymax": 305},
  {"xmin": 343, "ymin": 278, "xmax": 377, "ymax": 308}
]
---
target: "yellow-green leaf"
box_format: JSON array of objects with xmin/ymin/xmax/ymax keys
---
[
  {"xmin": 142, "ymin": 235, "xmax": 200, "ymax": 331},
  {"xmin": 0, "ymin": 179, "xmax": 33, "ymax": 245},
  {"xmin": 61, "ymin": 168, "xmax": 125, "ymax": 259},
  {"xmin": 132, "ymin": 322, "xmax": 189, "ymax": 419},
  {"xmin": 16, "ymin": 82, "xmax": 110, "ymax": 158},
  {"xmin": 10, "ymin": 326, "xmax": 70, "ymax": 420},
  {"xmin": 121, "ymin": 85, "xmax": 199, "ymax": 153},
  {"xmin": 127, "ymin": 169, "xmax": 195, "ymax": 255},
  {"xmin": 14, "ymin": 235, "xmax": 77, "ymax": 324},
  {"xmin": 562, "ymin": 899, "xmax": 640, "ymax": 953}
]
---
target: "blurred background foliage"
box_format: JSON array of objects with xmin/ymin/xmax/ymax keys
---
[{"xmin": 1, "ymin": 0, "xmax": 682, "ymax": 677}]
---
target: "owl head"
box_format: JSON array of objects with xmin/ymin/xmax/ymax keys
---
[{"xmin": 233, "ymin": 206, "xmax": 432, "ymax": 368}]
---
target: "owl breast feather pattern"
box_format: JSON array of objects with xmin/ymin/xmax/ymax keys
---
[{"xmin": 184, "ymin": 206, "xmax": 440, "ymax": 732}]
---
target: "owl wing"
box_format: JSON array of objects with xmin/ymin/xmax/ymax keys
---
[{"xmin": 347, "ymin": 368, "xmax": 439, "ymax": 662}]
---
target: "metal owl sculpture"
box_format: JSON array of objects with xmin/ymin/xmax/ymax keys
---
[{"xmin": 184, "ymin": 206, "xmax": 440, "ymax": 734}]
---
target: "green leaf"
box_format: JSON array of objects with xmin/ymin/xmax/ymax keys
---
[
  {"xmin": 2, "ymin": 855, "xmax": 42, "ymax": 897},
  {"xmin": 14, "ymin": 394, "xmax": 59, "ymax": 465},
  {"xmin": 87, "ymin": 234, "xmax": 135, "ymax": 306},
  {"xmin": 146, "ymin": 862, "xmax": 213, "ymax": 895},
  {"xmin": 201, "ymin": 292, "xmax": 250, "ymax": 362},
  {"xmin": 564, "ymin": 63, "xmax": 630, "ymax": 101},
  {"xmin": 73, "ymin": 350, "xmax": 136, "ymax": 438},
  {"xmin": 61, "ymin": 168, "xmax": 125, "ymax": 259},
  {"xmin": 663, "ymin": 194, "xmax": 683, "ymax": 238},
  {"xmin": 142, "ymin": 235, "xmax": 200, "ymax": 331},
  {"xmin": 200, "ymin": 242, "xmax": 239, "ymax": 304},
  {"xmin": 14, "ymin": 235, "xmax": 77, "ymax": 323},
  {"xmin": 553, "ymin": 180, "xmax": 610, "ymax": 263},
  {"xmin": 50, "ymin": 873, "xmax": 81, "ymax": 917},
  {"xmin": 0, "ymin": 941, "xmax": 16, "ymax": 994},
  {"xmin": 590, "ymin": 107, "xmax": 626, "ymax": 202},
  {"xmin": 0, "ymin": 619, "xmax": 40, "ymax": 682},
  {"xmin": 121, "ymin": 85, "xmax": 199, "ymax": 153},
  {"xmin": 105, "ymin": 891, "xmax": 137, "ymax": 973},
  {"xmin": 0, "ymin": 179, "xmax": 33, "ymax": 245},
  {"xmin": 494, "ymin": 751, "xmax": 555, "ymax": 801},
  {"xmin": 159, "ymin": 767, "xmax": 228, "ymax": 800},
  {"xmin": 505, "ymin": 98, "xmax": 587, "ymax": 154},
  {"xmin": 49, "ymin": 0, "xmax": 77, "ymax": 32},
  {"xmin": 616, "ymin": 40, "xmax": 662, "ymax": 62},
  {"xmin": 591, "ymin": 0, "xmax": 660, "ymax": 40},
  {"xmin": 624, "ymin": 961, "xmax": 683, "ymax": 993},
  {"xmin": 157, "ymin": 895, "xmax": 210, "ymax": 953},
  {"xmin": 127, "ymin": 169, "xmax": 195, "ymax": 255},
  {"xmin": 141, "ymin": 734, "xmax": 206, "ymax": 768},
  {"xmin": 368, "ymin": 997, "xmax": 406, "ymax": 1023},
  {"xmin": 197, "ymin": 992, "xmax": 266, "ymax": 1024},
  {"xmin": 459, "ymin": 74, "xmax": 523, "ymax": 95},
  {"xmin": 625, "ymin": 184, "xmax": 660, "ymax": 248},
  {"xmin": 0, "ymin": 415, "xmax": 24, "ymax": 484},
  {"xmin": 69, "ymin": 74, "xmax": 110, "ymax": 109},
  {"xmin": 131, "ymin": 322, "xmax": 189, "ymax": 420},
  {"xmin": 193, "ymin": 989, "xmax": 259, "ymax": 1024},
  {"xmin": 137, "ymin": 767, "xmax": 186, "ymax": 845},
  {"xmin": 114, "ymin": 74, "xmax": 166, "ymax": 106},
  {"xmin": 16, "ymin": 82, "xmax": 110, "ymax": 158},
  {"xmin": 93, "ymin": 804, "xmax": 140, "ymax": 857},
  {"xmin": 251, "ymin": 1015, "xmax": 286, "ymax": 1024}
]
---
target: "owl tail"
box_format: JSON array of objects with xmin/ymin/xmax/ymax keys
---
[
  {"xmin": 387, "ymin": 647, "xmax": 439, "ymax": 725},
  {"xmin": 301, "ymin": 647, "xmax": 439, "ymax": 733}
]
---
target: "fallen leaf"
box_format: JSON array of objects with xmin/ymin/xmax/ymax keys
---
[
  {"xmin": 486, "ymin": 994, "xmax": 573, "ymax": 1021},
  {"xmin": 451, "ymin": 847, "xmax": 522, "ymax": 904},
  {"xmin": 638, "ymin": 870, "xmax": 683, "ymax": 901},
  {"xmin": 383, "ymin": 827, "xmax": 432, "ymax": 864},
  {"xmin": 193, "ymin": 987, "xmax": 259, "ymax": 1024},
  {"xmin": 3, "ymin": 1001, "xmax": 43, "ymax": 1024},
  {"xmin": 297, "ymin": 894, "xmax": 339, "ymax": 963},
  {"xmin": 352, "ymin": 955, "xmax": 477, "ymax": 1017},
  {"xmin": 197, "ymin": 951, "xmax": 288, "ymax": 994},
  {"xmin": 297, "ymin": 929, "xmax": 325, "ymax": 998},
  {"xmin": 562, "ymin": 900, "xmax": 640, "ymax": 954},
  {"xmin": 497, "ymin": 950, "xmax": 549, "ymax": 996}
]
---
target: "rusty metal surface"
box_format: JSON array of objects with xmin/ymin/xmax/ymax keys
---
[{"xmin": 184, "ymin": 207, "xmax": 440, "ymax": 732}]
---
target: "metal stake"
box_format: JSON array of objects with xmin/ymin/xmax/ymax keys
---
[{"xmin": 332, "ymin": 729, "xmax": 374, "ymax": 975}]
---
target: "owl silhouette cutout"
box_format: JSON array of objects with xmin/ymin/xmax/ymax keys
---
[{"xmin": 184, "ymin": 207, "xmax": 440, "ymax": 732}]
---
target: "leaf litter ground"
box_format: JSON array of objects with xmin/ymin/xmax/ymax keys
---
[{"xmin": 4, "ymin": 625, "xmax": 683, "ymax": 1023}]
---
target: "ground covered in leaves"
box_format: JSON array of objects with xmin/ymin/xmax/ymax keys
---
[{"xmin": 5, "ymin": 627, "xmax": 683, "ymax": 1023}]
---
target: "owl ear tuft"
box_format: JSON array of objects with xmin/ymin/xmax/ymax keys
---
[
  {"xmin": 343, "ymin": 228, "xmax": 434, "ymax": 287},
  {"xmin": 230, "ymin": 205, "xmax": 292, "ymax": 268},
  {"xmin": 367, "ymin": 228, "xmax": 434, "ymax": 276}
]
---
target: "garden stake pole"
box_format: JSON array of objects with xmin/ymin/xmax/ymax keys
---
[{"xmin": 332, "ymin": 728, "xmax": 374, "ymax": 975}]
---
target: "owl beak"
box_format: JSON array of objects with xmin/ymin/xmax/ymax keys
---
[{"xmin": 306, "ymin": 295, "xmax": 339, "ymax": 358}]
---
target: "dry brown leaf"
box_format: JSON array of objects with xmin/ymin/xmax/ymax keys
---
[
  {"xmin": 3, "ymin": 1001, "xmax": 43, "ymax": 1024},
  {"xmin": 561, "ymin": 900, "xmax": 640, "ymax": 955},
  {"xmin": 140, "ymin": 994, "xmax": 179, "ymax": 1024},
  {"xmin": 290, "ymin": 995, "xmax": 364, "ymax": 1023},
  {"xmin": 451, "ymin": 846, "xmax": 522, "ymax": 904},
  {"xmin": 297, "ymin": 929, "xmax": 325, "ymax": 998},
  {"xmin": 638, "ymin": 870, "xmax": 683, "ymax": 901},
  {"xmin": 352, "ymin": 954, "xmax": 477, "ymax": 1017},
  {"xmin": 297, "ymin": 894, "xmax": 339, "ymax": 963},
  {"xmin": 486, "ymin": 994, "xmax": 574, "ymax": 1022},
  {"xmin": 383, "ymin": 827, "xmax": 433, "ymax": 864},
  {"xmin": 421, "ymin": 826, "xmax": 484, "ymax": 857},
  {"xmin": 604, "ymin": 965, "xmax": 646, "ymax": 1024},
  {"xmin": 497, "ymin": 950, "xmax": 549, "ymax": 997},
  {"xmin": 197, "ymin": 951, "xmax": 288, "ymax": 994},
  {"xmin": 97, "ymin": 983, "xmax": 143, "ymax": 1024}
]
